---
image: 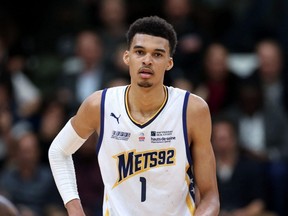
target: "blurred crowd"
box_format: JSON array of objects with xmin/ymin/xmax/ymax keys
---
[{"xmin": 0, "ymin": 0, "xmax": 288, "ymax": 215}]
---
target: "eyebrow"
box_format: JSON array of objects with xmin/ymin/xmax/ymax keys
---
[{"xmin": 133, "ymin": 45, "xmax": 166, "ymax": 53}]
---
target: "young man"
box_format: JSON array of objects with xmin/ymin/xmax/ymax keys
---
[{"xmin": 49, "ymin": 16, "xmax": 219, "ymax": 216}]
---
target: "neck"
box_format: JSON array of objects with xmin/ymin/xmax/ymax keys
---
[{"xmin": 127, "ymin": 85, "xmax": 166, "ymax": 123}]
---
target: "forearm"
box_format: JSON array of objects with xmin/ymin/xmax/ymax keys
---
[
  {"xmin": 66, "ymin": 199, "xmax": 86, "ymax": 216},
  {"xmin": 48, "ymin": 119, "xmax": 86, "ymax": 205}
]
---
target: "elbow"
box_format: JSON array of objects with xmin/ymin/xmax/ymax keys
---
[
  {"xmin": 48, "ymin": 143, "xmax": 55, "ymax": 163},
  {"xmin": 48, "ymin": 140, "xmax": 67, "ymax": 165},
  {"xmin": 48, "ymin": 141, "xmax": 58, "ymax": 162}
]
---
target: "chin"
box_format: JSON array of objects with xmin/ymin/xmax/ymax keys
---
[{"xmin": 137, "ymin": 81, "xmax": 153, "ymax": 88}]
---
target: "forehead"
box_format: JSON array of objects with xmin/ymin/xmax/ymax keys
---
[{"xmin": 131, "ymin": 34, "xmax": 170, "ymax": 52}]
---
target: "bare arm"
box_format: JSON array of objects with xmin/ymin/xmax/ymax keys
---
[
  {"xmin": 187, "ymin": 94, "xmax": 220, "ymax": 215},
  {"xmin": 67, "ymin": 91, "xmax": 102, "ymax": 215},
  {"xmin": 49, "ymin": 91, "xmax": 102, "ymax": 216}
]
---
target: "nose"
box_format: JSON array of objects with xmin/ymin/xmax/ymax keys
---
[{"xmin": 142, "ymin": 54, "xmax": 152, "ymax": 65}]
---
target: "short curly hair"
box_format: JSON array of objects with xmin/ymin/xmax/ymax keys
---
[{"xmin": 126, "ymin": 16, "xmax": 178, "ymax": 56}]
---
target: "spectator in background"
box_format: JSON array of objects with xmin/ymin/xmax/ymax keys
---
[
  {"xmin": 57, "ymin": 30, "xmax": 111, "ymax": 114},
  {"xmin": 5, "ymin": 54, "xmax": 41, "ymax": 122},
  {"xmin": 37, "ymin": 98, "xmax": 68, "ymax": 165},
  {"xmin": 194, "ymin": 43, "xmax": 241, "ymax": 115},
  {"xmin": 0, "ymin": 123, "xmax": 65, "ymax": 216},
  {"xmin": 97, "ymin": 0, "xmax": 128, "ymax": 67},
  {"xmin": 247, "ymin": 39, "xmax": 287, "ymax": 113},
  {"xmin": 105, "ymin": 43, "xmax": 130, "ymax": 87},
  {"xmin": 162, "ymin": 0, "xmax": 209, "ymax": 89},
  {"xmin": 225, "ymin": 81, "xmax": 288, "ymax": 161},
  {"xmin": 212, "ymin": 115, "xmax": 275, "ymax": 216},
  {"xmin": 224, "ymin": 81, "xmax": 288, "ymax": 215}
]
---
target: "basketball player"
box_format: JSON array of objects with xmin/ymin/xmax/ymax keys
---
[{"xmin": 49, "ymin": 16, "xmax": 219, "ymax": 216}]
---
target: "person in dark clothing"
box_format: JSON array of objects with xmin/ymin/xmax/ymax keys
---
[{"xmin": 211, "ymin": 115, "xmax": 276, "ymax": 216}]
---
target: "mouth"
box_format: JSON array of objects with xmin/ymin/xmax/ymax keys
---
[{"xmin": 138, "ymin": 67, "xmax": 153, "ymax": 79}]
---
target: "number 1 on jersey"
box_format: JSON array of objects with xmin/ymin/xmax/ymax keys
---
[{"xmin": 139, "ymin": 177, "xmax": 146, "ymax": 202}]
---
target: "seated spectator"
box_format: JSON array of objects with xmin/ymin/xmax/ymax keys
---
[
  {"xmin": 247, "ymin": 39, "xmax": 287, "ymax": 113},
  {"xmin": 161, "ymin": 0, "xmax": 209, "ymax": 88},
  {"xmin": 211, "ymin": 115, "xmax": 276, "ymax": 216},
  {"xmin": 225, "ymin": 81, "xmax": 288, "ymax": 161},
  {"xmin": 5, "ymin": 54, "xmax": 41, "ymax": 121},
  {"xmin": 195, "ymin": 43, "xmax": 241, "ymax": 115},
  {"xmin": 105, "ymin": 43, "xmax": 130, "ymax": 88},
  {"xmin": 0, "ymin": 123, "xmax": 65, "ymax": 216},
  {"xmin": 37, "ymin": 98, "xmax": 68, "ymax": 165},
  {"xmin": 224, "ymin": 81, "xmax": 288, "ymax": 215},
  {"xmin": 97, "ymin": 0, "xmax": 128, "ymax": 66},
  {"xmin": 57, "ymin": 30, "xmax": 111, "ymax": 114}
]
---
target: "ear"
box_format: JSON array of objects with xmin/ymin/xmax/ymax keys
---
[
  {"xmin": 123, "ymin": 50, "xmax": 129, "ymax": 66},
  {"xmin": 166, "ymin": 57, "xmax": 174, "ymax": 71}
]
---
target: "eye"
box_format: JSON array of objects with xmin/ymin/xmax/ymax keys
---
[
  {"xmin": 135, "ymin": 50, "xmax": 144, "ymax": 55},
  {"xmin": 153, "ymin": 53, "xmax": 163, "ymax": 57}
]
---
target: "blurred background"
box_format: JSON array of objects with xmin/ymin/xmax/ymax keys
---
[{"xmin": 0, "ymin": 0, "xmax": 288, "ymax": 215}]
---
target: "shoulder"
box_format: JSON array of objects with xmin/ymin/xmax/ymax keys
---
[
  {"xmin": 187, "ymin": 93, "xmax": 210, "ymax": 115},
  {"xmin": 186, "ymin": 93, "xmax": 212, "ymax": 141},
  {"xmin": 72, "ymin": 90, "xmax": 104, "ymax": 135},
  {"xmin": 81, "ymin": 90, "xmax": 103, "ymax": 110},
  {"xmin": 84, "ymin": 86, "xmax": 126, "ymax": 106},
  {"xmin": 75, "ymin": 90, "xmax": 103, "ymax": 118},
  {"xmin": 167, "ymin": 87, "xmax": 210, "ymax": 116},
  {"xmin": 79, "ymin": 86, "xmax": 126, "ymax": 111},
  {"xmin": 73, "ymin": 87, "xmax": 126, "ymax": 134}
]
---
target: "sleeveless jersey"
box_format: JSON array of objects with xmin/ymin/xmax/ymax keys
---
[{"xmin": 96, "ymin": 85, "xmax": 195, "ymax": 216}]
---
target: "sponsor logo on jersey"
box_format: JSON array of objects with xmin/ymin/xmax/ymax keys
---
[
  {"xmin": 151, "ymin": 130, "xmax": 173, "ymax": 136},
  {"xmin": 138, "ymin": 132, "xmax": 145, "ymax": 142},
  {"xmin": 110, "ymin": 112, "xmax": 121, "ymax": 124},
  {"xmin": 111, "ymin": 130, "xmax": 131, "ymax": 141},
  {"xmin": 150, "ymin": 130, "xmax": 176, "ymax": 143},
  {"xmin": 113, "ymin": 148, "xmax": 176, "ymax": 187}
]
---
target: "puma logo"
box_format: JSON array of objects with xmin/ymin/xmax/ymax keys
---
[{"xmin": 111, "ymin": 113, "xmax": 121, "ymax": 124}]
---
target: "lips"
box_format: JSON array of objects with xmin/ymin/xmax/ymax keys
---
[{"xmin": 138, "ymin": 67, "xmax": 153, "ymax": 79}]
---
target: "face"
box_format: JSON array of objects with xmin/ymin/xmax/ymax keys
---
[
  {"xmin": 123, "ymin": 34, "xmax": 173, "ymax": 88},
  {"xmin": 164, "ymin": 0, "xmax": 191, "ymax": 19},
  {"xmin": 212, "ymin": 122, "xmax": 237, "ymax": 156},
  {"xmin": 257, "ymin": 42, "xmax": 282, "ymax": 82},
  {"xmin": 76, "ymin": 32, "xmax": 102, "ymax": 66},
  {"xmin": 204, "ymin": 44, "xmax": 228, "ymax": 81},
  {"xmin": 17, "ymin": 133, "xmax": 40, "ymax": 166}
]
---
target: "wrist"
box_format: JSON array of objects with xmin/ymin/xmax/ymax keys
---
[{"xmin": 66, "ymin": 199, "xmax": 86, "ymax": 216}]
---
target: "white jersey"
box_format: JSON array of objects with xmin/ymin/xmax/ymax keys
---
[{"xmin": 96, "ymin": 85, "xmax": 195, "ymax": 216}]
